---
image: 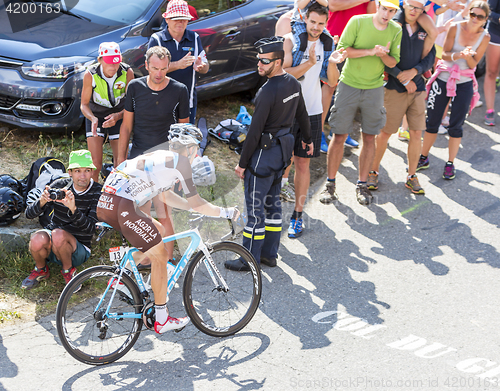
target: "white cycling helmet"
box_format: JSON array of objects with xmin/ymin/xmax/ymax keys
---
[
  {"xmin": 191, "ymin": 156, "xmax": 216, "ymax": 186},
  {"xmin": 26, "ymin": 187, "xmax": 43, "ymax": 207},
  {"xmin": 168, "ymin": 124, "xmax": 203, "ymax": 146}
]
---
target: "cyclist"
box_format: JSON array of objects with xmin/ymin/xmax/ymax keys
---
[{"xmin": 97, "ymin": 124, "xmax": 238, "ymax": 334}]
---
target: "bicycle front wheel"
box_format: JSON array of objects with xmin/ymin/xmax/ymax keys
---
[
  {"xmin": 56, "ymin": 266, "xmax": 143, "ymax": 365},
  {"xmin": 183, "ymin": 241, "xmax": 262, "ymax": 337}
]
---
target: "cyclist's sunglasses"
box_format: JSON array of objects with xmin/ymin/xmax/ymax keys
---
[
  {"xmin": 256, "ymin": 55, "xmax": 279, "ymax": 65},
  {"xmin": 469, "ymin": 11, "xmax": 487, "ymax": 21}
]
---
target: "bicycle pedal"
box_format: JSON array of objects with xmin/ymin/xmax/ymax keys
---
[{"xmin": 174, "ymin": 326, "xmax": 186, "ymax": 333}]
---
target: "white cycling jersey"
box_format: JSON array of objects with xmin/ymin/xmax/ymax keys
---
[{"xmin": 103, "ymin": 150, "xmax": 198, "ymax": 206}]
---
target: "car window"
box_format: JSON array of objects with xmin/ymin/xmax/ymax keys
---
[
  {"xmin": 188, "ymin": 0, "xmax": 247, "ymax": 21},
  {"xmin": 69, "ymin": 0, "xmax": 158, "ymax": 25}
]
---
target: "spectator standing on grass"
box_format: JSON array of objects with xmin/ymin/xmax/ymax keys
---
[
  {"xmin": 283, "ymin": 3, "xmax": 346, "ymax": 238},
  {"xmin": 21, "ymin": 150, "xmax": 102, "ymax": 290},
  {"xmin": 421, "ymin": 1, "xmax": 490, "ymax": 180},
  {"xmin": 116, "ymin": 45, "xmax": 190, "ymax": 263},
  {"xmin": 367, "ymin": 0, "xmax": 436, "ymax": 196},
  {"xmin": 484, "ymin": 0, "xmax": 500, "ymax": 126},
  {"xmin": 81, "ymin": 42, "xmax": 134, "ymax": 182},
  {"xmin": 148, "ymin": 0, "xmax": 209, "ymax": 125},
  {"xmin": 226, "ymin": 37, "xmax": 313, "ymax": 271},
  {"xmin": 319, "ymin": 0, "xmax": 402, "ymax": 206}
]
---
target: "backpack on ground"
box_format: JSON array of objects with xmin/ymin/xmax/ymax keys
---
[
  {"xmin": 208, "ymin": 119, "xmax": 249, "ymax": 155},
  {"xmin": 23, "ymin": 157, "xmax": 69, "ymax": 228}
]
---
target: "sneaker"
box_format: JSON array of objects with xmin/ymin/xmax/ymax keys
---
[
  {"xmin": 405, "ymin": 175, "xmax": 425, "ymax": 194},
  {"xmin": 356, "ymin": 183, "xmax": 373, "ymax": 205},
  {"xmin": 438, "ymin": 125, "xmax": 448, "ymax": 134},
  {"xmin": 485, "ymin": 110, "xmax": 495, "ymax": 126},
  {"xmin": 344, "ymin": 135, "xmax": 359, "ymax": 148},
  {"xmin": 62, "ymin": 267, "xmax": 81, "ymax": 293},
  {"xmin": 280, "ymin": 182, "xmax": 295, "ymax": 202},
  {"xmin": 21, "ymin": 266, "xmax": 50, "ymax": 290},
  {"xmin": 367, "ymin": 171, "xmax": 378, "ymax": 190},
  {"xmin": 441, "ymin": 115, "xmax": 450, "ymax": 127},
  {"xmin": 154, "ymin": 315, "xmax": 190, "ymax": 334},
  {"xmin": 61, "ymin": 267, "xmax": 77, "ymax": 284},
  {"xmin": 398, "ymin": 127, "xmax": 410, "ymax": 141},
  {"xmin": 319, "ymin": 181, "xmax": 337, "ymax": 204},
  {"xmin": 475, "ymin": 100, "xmax": 483, "ymax": 108},
  {"xmin": 320, "ymin": 133, "xmax": 328, "ymax": 154},
  {"xmin": 288, "ymin": 217, "xmax": 304, "ymax": 238},
  {"xmin": 416, "ymin": 156, "xmax": 429, "ymax": 171},
  {"xmin": 443, "ymin": 162, "xmax": 456, "ymax": 180}
]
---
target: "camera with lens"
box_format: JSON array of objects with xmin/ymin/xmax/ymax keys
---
[{"xmin": 48, "ymin": 188, "xmax": 66, "ymax": 201}]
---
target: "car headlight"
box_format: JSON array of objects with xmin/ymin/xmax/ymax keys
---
[{"xmin": 21, "ymin": 56, "xmax": 95, "ymax": 79}]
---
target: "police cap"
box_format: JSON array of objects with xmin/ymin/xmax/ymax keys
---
[{"xmin": 254, "ymin": 36, "xmax": 284, "ymax": 54}]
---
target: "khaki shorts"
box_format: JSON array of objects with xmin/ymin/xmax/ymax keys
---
[
  {"xmin": 328, "ymin": 81, "xmax": 386, "ymax": 136},
  {"xmin": 381, "ymin": 88, "xmax": 426, "ymax": 135}
]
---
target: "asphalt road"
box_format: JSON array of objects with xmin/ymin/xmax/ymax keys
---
[{"xmin": 1, "ymin": 80, "xmax": 500, "ymax": 391}]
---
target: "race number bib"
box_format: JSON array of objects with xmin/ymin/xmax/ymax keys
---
[{"xmin": 109, "ymin": 246, "xmax": 127, "ymax": 263}]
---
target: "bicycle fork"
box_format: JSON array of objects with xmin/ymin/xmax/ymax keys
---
[{"xmin": 198, "ymin": 242, "xmax": 230, "ymax": 293}]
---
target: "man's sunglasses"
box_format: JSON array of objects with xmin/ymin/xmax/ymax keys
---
[
  {"xmin": 256, "ymin": 55, "xmax": 279, "ymax": 65},
  {"xmin": 470, "ymin": 11, "xmax": 487, "ymax": 21},
  {"xmin": 407, "ymin": 4, "xmax": 424, "ymax": 12}
]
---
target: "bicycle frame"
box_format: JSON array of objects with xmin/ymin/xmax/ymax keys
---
[{"xmin": 95, "ymin": 224, "xmax": 231, "ymax": 321}]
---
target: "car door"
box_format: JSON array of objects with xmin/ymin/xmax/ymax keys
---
[{"xmin": 187, "ymin": 0, "xmax": 244, "ymax": 99}]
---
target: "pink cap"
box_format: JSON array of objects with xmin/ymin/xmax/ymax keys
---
[{"xmin": 99, "ymin": 42, "xmax": 122, "ymax": 64}]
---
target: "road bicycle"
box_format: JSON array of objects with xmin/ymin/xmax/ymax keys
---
[{"xmin": 55, "ymin": 215, "xmax": 262, "ymax": 366}]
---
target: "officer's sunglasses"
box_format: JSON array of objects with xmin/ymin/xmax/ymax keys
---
[
  {"xmin": 256, "ymin": 55, "xmax": 279, "ymax": 65},
  {"xmin": 469, "ymin": 11, "xmax": 486, "ymax": 21}
]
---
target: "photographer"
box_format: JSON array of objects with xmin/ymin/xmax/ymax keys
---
[{"xmin": 22, "ymin": 150, "xmax": 102, "ymax": 290}]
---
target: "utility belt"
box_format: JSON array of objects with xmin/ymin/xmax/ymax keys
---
[
  {"xmin": 259, "ymin": 127, "xmax": 289, "ymax": 150},
  {"xmin": 248, "ymin": 128, "xmax": 293, "ymax": 184}
]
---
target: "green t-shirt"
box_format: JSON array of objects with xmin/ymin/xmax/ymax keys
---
[{"xmin": 337, "ymin": 14, "xmax": 402, "ymax": 90}]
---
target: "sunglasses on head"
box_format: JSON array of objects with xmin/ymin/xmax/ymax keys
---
[
  {"xmin": 470, "ymin": 11, "xmax": 486, "ymax": 21},
  {"xmin": 256, "ymin": 55, "xmax": 279, "ymax": 65}
]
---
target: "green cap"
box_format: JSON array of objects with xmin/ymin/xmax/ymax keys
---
[{"xmin": 68, "ymin": 150, "xmax": 96, "ymax": 170}]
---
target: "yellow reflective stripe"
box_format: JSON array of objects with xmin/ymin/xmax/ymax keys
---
[
  {"xmin": 265, "ymin": 226, "xmax": 282, "ymax": 232},
  {"xmin": 243, "ymin": 232, "xmax": 265, "ymax": 240}
]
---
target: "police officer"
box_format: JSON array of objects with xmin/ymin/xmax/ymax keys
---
[{"xmin": 225, "ymin": 37, "xmax": 313, "ymax": 271}]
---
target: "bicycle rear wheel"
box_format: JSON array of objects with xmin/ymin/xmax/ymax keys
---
[
  {"xmin": 183, "ymin": 241, "xmax": 262, "ymax": 337},
  {"xmin": 56, "ymin": 266, "xmax": 143, "ymax": 365}
]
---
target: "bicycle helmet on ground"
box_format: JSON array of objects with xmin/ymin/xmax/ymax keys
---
[
  {"xmin": 191, "ymin": 156, "xmax": 216, "ymax": 186},
  {"xmin": 0, "ymin": 187, "xmax": 23, "ymax": 226},
  {"xmin": 168, "ymin": 123, "xmax": 203, "ymax": 146},
  {"xmin": 0, "ymin": 174, "xmax": 22, "ymax": 194}
]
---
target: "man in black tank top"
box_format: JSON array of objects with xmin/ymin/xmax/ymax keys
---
[{"xmin": 225, "ymin": 37, "xmax": 313, "ymax": 271}]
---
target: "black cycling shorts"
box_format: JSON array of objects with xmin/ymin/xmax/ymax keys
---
[{"xmin": 96, "ymin": 193, "xmax": 162, "ymax": 252}]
